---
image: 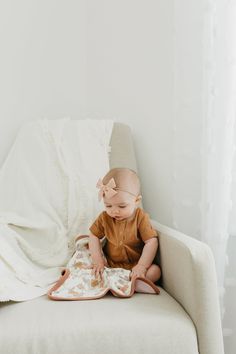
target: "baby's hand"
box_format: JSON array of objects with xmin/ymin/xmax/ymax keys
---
[
  {"xmin": 130, "ymin": 264, "xmax": 147, "ymax": 281},
  {"xmin": 92, "ymin": 259, "xmax": 107, "ymax": 279}
]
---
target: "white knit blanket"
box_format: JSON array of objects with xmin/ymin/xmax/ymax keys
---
[{"xmin": 0, "ymin": 118, "xmax": 113, "ymax": 301}]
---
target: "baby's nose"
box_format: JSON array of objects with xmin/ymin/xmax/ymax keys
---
[{"xmin": 112, "ymin": 207, "xmax": 119, "ymax": 214}]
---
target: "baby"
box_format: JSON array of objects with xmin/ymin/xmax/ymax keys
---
[{"xmin": 89, "ymin": 168, "xmax": 161, "ymax": 292}]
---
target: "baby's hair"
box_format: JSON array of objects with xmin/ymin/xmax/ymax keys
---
[{"xmin": 103, "ymin": 168, "xmax": 141, "ymax": 196}]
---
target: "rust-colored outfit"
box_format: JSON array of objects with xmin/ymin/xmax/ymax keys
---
[{"xmin": 89, "ymin": 207, "xmax": 158, "ymax": 270}]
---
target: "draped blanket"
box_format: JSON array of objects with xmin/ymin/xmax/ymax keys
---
[
  {"xmin": 0, "ymin": 119, "xmax": 113, "ymax": 301},
  {"xmin": 48, "ymin": 235, "xmax": 160, "ymax": 300}
]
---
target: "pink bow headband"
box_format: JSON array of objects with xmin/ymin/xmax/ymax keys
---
[{"xmin": 96, "ymin": 178, "xmax": 138, "ymax": 201}]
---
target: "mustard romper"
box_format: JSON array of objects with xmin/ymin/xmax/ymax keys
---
[{"xmin": 89, "ymin": 207, "xmax": 158, "ymax": 270}]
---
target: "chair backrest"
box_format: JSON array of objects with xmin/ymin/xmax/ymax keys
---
[
  {"xmin": 109, "ymin": 122, "xmax": 146, "ymax": 210},
  {"xmin": 110, "ymin": 123, "xmax": 162, "ymax": 266},
  {"xmin": 109, "ymin": 122, "xmax": 138, "ymax": 172}
]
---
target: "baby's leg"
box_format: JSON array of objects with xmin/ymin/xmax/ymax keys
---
[
  {"xmin": 146, "ymin": 264, "xmax": 161, "ymax": 283},
  {"xmin": 134, "ymin": 264, "xmax": 161, "ymax": 293}
]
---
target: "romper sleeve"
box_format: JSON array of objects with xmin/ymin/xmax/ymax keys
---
[
  {"xmin": 89, "ymin": 212, "xmax": 105, "ymax": 239},
  {"xmin": 137, "ymin": 209, "xmax": 158, "ymax": 242}
]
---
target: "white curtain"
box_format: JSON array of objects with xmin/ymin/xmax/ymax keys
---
[
  {"xmin": 200, "ymin": 0, "xmax": 236, "ymax": 314},
  {"xmin": 172, "ymin": 2, "xmax": 236, "ymax": 333},
  {"xmin": 172, "ymin": 3, "xmax": 236, "ymax": 351}
]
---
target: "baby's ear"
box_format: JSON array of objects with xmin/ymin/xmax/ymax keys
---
[{"xmin": 136, "ymin": 195, "xmax": 142, "ymax": 204}]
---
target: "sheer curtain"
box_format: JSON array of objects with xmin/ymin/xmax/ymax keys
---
[
  {"xmin": 172, "ymin": 4, "xmax": 236, "ymax": 350},
  {"xmin": 200, "ymin": 0, "xmax": 236, "ymax": 313}
]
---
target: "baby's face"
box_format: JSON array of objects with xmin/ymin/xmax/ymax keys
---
[{"xmin": 103, "ymin": 191, "xmax": 140, "ymax": 221}]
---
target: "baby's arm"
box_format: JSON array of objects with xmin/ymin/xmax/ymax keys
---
[
  {"xmin": 131, "ymin": 238, "xmax": 158, "ymax": 279},
  {"xmin": 138, "ymin": 237, "xmax": 158, "ymax": 268},
  {"xmin": 89, "ymin": 233, "xmax": 107, "ymax": 278}
]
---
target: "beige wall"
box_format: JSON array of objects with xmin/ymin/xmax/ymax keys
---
[
  {"xmin": 0, "ymin": 0, "xmax": 87, "ymax": 166},
  {"xmin": 0, "ymin": 1, "xmax": 175, "ymax": 227},
  {"xmin": 0, "ymin": 0, "xmax": 235, "ymax": 237}
]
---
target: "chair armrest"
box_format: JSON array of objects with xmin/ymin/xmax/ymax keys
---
[{"xmin": 151, "ymin": 219, "xmax": 224, "ymax": 354}]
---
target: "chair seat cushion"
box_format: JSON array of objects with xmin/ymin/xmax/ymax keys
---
[{"xmin": 0, "ymin": 288, "xmax": 199, "ymax": 354}]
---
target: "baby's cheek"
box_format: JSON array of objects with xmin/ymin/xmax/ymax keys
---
[{"xmin": 125, "ymin": 208, "xmax": 134, "ymax": 217}]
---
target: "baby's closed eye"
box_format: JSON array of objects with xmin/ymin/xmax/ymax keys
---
[{"xmin": 105, "ymin": 205, "xmax": 127, "ymax": 208}]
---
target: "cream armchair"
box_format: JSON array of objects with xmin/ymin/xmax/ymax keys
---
[{"xmin": 0, "ymin": 123, "xmax": 224, "ymax": 354}]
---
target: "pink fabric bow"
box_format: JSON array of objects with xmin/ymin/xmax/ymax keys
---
[{"xmin": 96, "ymin": 178, "xmax": 118, "ymax": 201}]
